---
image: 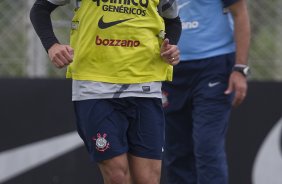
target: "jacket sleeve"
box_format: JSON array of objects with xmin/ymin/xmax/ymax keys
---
[{"xmin": 222, "ymin": 0, "xmax": 239, "ymax": 8}]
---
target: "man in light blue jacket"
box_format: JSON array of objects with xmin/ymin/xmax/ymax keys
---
[{"xmin": 162, "ymin": 0, "xmax": 251, "ymax": 183}]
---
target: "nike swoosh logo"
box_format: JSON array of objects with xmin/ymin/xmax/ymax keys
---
[
  {"xmin": 0, "ymin": 131, "xmax": 83, "ymax": 183},
  {"xmin": 98, "ymin": 16, "xmax": 133, "ymax": 29},
  {"xmin": 208, "ymin": 82, "xmax": 220, "ymax": 87}
]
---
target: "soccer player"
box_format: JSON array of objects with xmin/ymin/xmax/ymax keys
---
[
  {"xmin": 162, "ymin": 0, "xmax": 251, "ymax": 183},
  {"xmin": 30, "ymin": 0, "xmax": 181, "ymax": 183}
]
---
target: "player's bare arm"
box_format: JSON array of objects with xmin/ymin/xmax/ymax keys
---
[{"xmin": 224, "ymin": 0, "xmax": 251, "ymax": 107}]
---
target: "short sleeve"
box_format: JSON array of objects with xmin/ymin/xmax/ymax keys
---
[
  {"xmin": 222, "ymin": 0, "xmax": 239, "ymax": 8},
  {"xmin": 47, "ymin": 0, "xmax": 70, "ymax": 5},
  {"xmin": 158, "ymin": 0, "xmax": 178, "ymax": 19}
]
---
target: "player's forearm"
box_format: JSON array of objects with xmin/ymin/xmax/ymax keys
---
[
  {"xmin": 164, "ymin": 16, "xmax": 182, "ymax": 45},
  {"xmin": 230, "ymin": 1, "xmax": 251, "ymax": 65},
  {"xmin": 30, "ymin": 0, "xmax": 59, "ymax": 52},
  {"xmin": 234, "ymin": 14, "xmax": 250, "ymax": 65}
]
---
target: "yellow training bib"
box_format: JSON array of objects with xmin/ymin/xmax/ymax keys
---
[{"xmin": 66, "ymin": 0, "xmax": 172, "ymax": 83}]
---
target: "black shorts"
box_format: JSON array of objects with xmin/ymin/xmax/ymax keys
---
[{"xmin": 73, "ymin": 97, "xmax": 165, "ymax": 162}]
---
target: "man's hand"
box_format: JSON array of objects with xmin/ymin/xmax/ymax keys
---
[
  {"xmin": 48, "ymin": 43, "xmax": 74, "ymax": 68},
  {"xmin": 160, "ymin": 39, "xmax": 180, "ymax": 66},
  {"xmin": 225, "ymin": 72, "xmax": 248, "ymax": 107}
]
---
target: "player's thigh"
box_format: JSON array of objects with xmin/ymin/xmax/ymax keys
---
[
  {"xmin": 127, "ymin": 98, "xmax": 164, "ymax": 160},
  {"xmin": 74, "ymin": 99, "xmax": 129, "ymax": 162},
  {"xmin": 192, "ymin": 80, "xmax": 232, "ymax": 154}
]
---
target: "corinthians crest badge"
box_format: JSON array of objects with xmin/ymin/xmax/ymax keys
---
[{"xmin": 92, "ymin": 133, "xmax": 110, "ymax": 152}]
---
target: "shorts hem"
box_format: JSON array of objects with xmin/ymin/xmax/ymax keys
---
[
  {"xmin": 91, "ymin": 149, "xmax": 128, "ymax": 163},
  {"xmin": 128, "ymin": 151, "xmax": 162, "ymax": 160}
]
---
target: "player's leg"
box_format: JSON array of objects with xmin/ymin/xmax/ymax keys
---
[
  {"xmin": 73, "ymin": 99, "xmax": 133, "ymax": 184},
  {"xmin": 162, "ymin": 62, "xmax": 197, "ymax": 184},
  {"xmin": 163, "ymin": 106, "xmax": 196, "ymax": 184},
  {"xmin": 98, "ymin": 153, "xmax": 131, "ymax": 184},
  {"xmin": 126, "ymin": 98, "xmax": 165, "ymax": 184},
  {"xmin": 128, "ymin": 155, "xmax": 161, "ymax": 184},
  {"xmin": 192, "ymin": 53, "xmax": 234, "ymax": 184},
  {"xmin": 192, "ymin": 93, "xmax": 231, "ymax": 184}
]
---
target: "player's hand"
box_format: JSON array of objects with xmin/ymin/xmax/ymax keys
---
[
  {"xmin": 160, "ymin": 39, "xmax": 180, "ymax": 66},
  {"xmin": 48, "ymin": 43, "xmax": 74, "ymax": 69},
  {"xmin": 224, "ymin": 71, "xmax": 248, "ymax": 107}
]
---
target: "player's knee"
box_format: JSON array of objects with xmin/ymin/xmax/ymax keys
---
[
  {"xmin": 107, "ymin": 170, "xmax": 129, "ymax": 184},
  {"xmin": 135, "ymin": 168, "xmax": 161, "ymax": 184}
]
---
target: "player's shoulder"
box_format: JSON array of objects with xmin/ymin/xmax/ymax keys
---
[
  {"xmin": 158, "ymin": 0, "xmax": 176, "ymax": 8},
  {"xmin": 158, "ymin": 0, "xmax": 178, "ymax": 19}
]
